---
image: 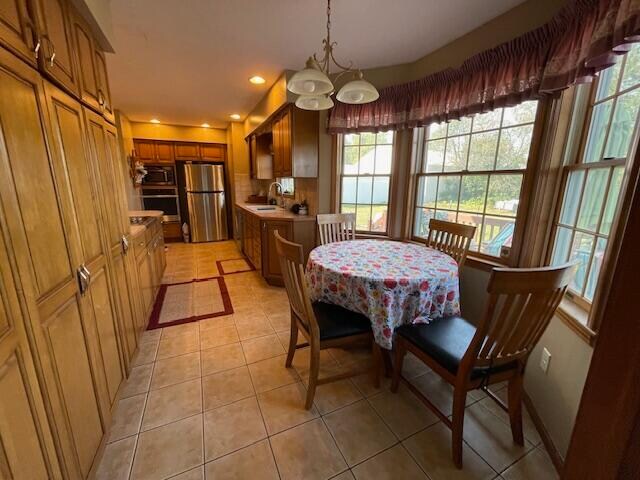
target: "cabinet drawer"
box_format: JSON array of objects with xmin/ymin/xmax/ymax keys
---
[{"xmin": 134, "ymin": 236, "xmax": 147, "ymax": 258}]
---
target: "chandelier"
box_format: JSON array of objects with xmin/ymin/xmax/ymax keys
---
[{"xmin": 287, "ymin": 0, "xmax": 379, "ymax": 111}]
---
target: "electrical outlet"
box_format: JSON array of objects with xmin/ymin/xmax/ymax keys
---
[{"xmin": 540, "ymin": 348, "xmax": 551, "ymax": 373}]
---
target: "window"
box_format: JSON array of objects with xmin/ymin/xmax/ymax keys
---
[
  {"xmin": 412, "ymin": 102, "xmax": 538, "ymax": 259},
  {"xmin": 277, "ymin": 177, "xmax": 295, "ymax": 197},
  {"xmin": 550, "ymin": 45, "xmax": 640, "ymax": 315},
  {"xmin": 338, "ymin": 131, "xmax": 394, "ymax": 233}
]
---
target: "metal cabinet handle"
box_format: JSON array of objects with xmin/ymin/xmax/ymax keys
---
[
  {"xmin": 81, "ymin": 264, "xmax": 91, "ymax": 286},
  {"xmin": 33, "ymin": 39, "xmax": 41, "ymax": 59},
  {"xmin": 121, "ymin": 235, "xmax": 130, "ymax": 254},
  {"xmin": 77, "ymin": 266, "xmax": 89, "ymax": 295},
  {"xmin": 42, "ymin": 35, "xmax": 55, "ymax": 66},
  {"xmin": 98, "ymin": 89, "xmax": 105, "ymax": 107}
]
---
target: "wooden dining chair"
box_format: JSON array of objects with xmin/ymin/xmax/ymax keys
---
[
  {"xmin": 317, "ymin": 213, "xmax": 356, "ymax": 245},
  {"xmin": 425, "ymin": 219, "xmax": 477, "ymax": 268},
  {"xmin": 391, "ymin": 263, "xmax": 575, "ymax": 468},
  {"xmin": 274, "ymin": 231, "xmax": 381, "ymax": 409}
]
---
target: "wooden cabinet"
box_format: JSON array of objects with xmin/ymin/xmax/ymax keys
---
[
  {"xmin": 270, "ymin": 106, "xmax": 318, "ymax": 178},
  {"xmin": 163, "ymin": 221, "xmax": 182, "ymax": 241},
  {"xmin": 175, "ymin": 142, "xmax": 200, "ymax": 159},
  {"xmin": 155, "ymin": 140, "xmax": 175, "ymax": 163},
  {"xmin": 201, "ymin": 143, "xmax": 225, "ymax": 161},
  {"xmin": 135, "ymin": 139, "xmax": 225, "ymax": 163},
  {"xmin": 0, "ymin": 0, "xmax": 37, "ymax": 65},
  {"xmin": 134, "ymin": 139, "xmax": 175, "ymax": 164},
  {"xmin": 261, "ymin": 220, "xmax": 292, "ymax": 284}
]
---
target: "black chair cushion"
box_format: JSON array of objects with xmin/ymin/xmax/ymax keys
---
[
  {"xmin": 396, "ymin": 316, "xmax": 517, "ymax": 380},
  {"xmin": 312, "ymin": 302, "xmax": 372, "ymax": 341}
]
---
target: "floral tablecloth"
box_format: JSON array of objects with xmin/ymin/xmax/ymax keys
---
[{"xmin": 306, "ymin": 240, "xmax": 460, "ymax": 349}]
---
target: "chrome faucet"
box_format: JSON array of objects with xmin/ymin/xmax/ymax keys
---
[{"xmin": 268, "ymin": 182, "xmax": 284, "ymax": 207}]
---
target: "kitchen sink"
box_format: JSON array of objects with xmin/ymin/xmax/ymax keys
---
[{"xmin": 245, "ymin": 205, "xmax": 281, "ymax": 212}]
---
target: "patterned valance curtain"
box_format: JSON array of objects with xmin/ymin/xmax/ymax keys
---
[{"xmin": 327, "ymin": 0, "xmax": 640, "ymax": 134}]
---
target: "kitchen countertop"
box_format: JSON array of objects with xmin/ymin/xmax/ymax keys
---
[
  {"xmin": 130, "ymin": 224, "xmax": 147, "ymax": 238},
  {"xmin": 236, "ymin": 202, "xmax": 315, "ymax": 222},
  {"xmin": 128, "ymin": 210, "xmax": 164, "ymax": 218},
  {"xmin": 129, "ymin": 210, "xmax": 163, "ymax": 237}
]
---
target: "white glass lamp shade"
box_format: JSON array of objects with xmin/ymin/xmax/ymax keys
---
[
  {"xmin": 295, "ymin": 94, "xmax": 334, "ymax": 111},
  {"xmin": 288, "ymin": 68, "xmax": 334, "ymax": 95},
  {"xmin": 336, "ymin": 79, "xmax": 379, "ymax": 104}
]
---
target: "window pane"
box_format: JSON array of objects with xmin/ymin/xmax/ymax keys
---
[
  {"xmin": 468, "ymin": 131, "xmax": 498, "ymax": 171},
  {"xmin": 621, "ymin": 44, "xmax": 640, "ymax": 90},
  {"xmin": 344, "ymin": 134, "xmax": 360, "ymax": 146},
  {"xmin": 596, "ymin": 61, "xmax": 622, "ymax": 101},
  {"xmin": 459, "ymin": 175, "xmax": 488, "ymax": 213},
  {"xmin": 472, "ymin": 109, "xmax": 502, "ymax": 132},
  {"xmin": 480, "ymin": 216, "xmax": 515, "ymax": 256},
  {"xmin": 486, "ymin": 174, "xmax": 522, "ymax": 217},
  {"xmin": 436, "ymin": 176, "xmax": 460, "ymax": 210},
  {"xmin": 356, "ymin": 177, "xmax": 373, "ymax": 203},
  {"xmin": 341, "ymin": 203, "xmax": 356, "ymax": 215},
  {"xmin": 583, "ymin": 100, "xmax": 613, "ymax": 162},
  {"xmin": 360, "ymin": 132, "xmax": 376, "ymax": 144},
  {"xmin": 600, "ymin": 166, "xmax": 624, "ymax": 234},
  {"xmin": 569, "ymin": 232, "xmax": 595, "ymax": 294},
  {"xmin": 376, "ymin": 131, "xmax": 393, "ymax": 144},
  {"xmin": 425, "ymin": 139, "xmax": 445, "ymax": 173},
  {"xmin": 444, "ymin": 135, "xmax": 469, "ymax": 171},
  {"xmin": 417, "ymin": 176, "xmax": 438, "ymax": 208},
  {"xmin": 434, "ymin": 210, "xmax": 458, "ymax": 222},
  {"xmin": 374, "ymin": 145, "xmax": 393, "ymax": 174},
  {"xmin": 456, "ymin": 212, "xmax": 483, "ymax": 251},
  {"xmin": 356, "ymin": 205, "xmax": 371, "ymax": 230},
  {"xmin": 447, "ymin": 117, "xmax": 472, "ymax": 135},
  {"xmin": 559, "ymin": 170, "xmax": 585, "ymax": 226},
  {"xmin": 427, "ymin": 122, "xmax": 447, "ymax": 140},
  {"xmin": 576, "ymin": 168, "xmax": 608, "ymax": 232},
  {"xmin": 414, "ymin": 208, "xmax": 434, "ymax": 238},
  {"xmin": 372, "ymin": 177, "xmax": 390, "ymax": 204},
  {"xmin": 585, "ymin": 237, "xmax": 607, "ymax": 301},
  {"xmin": 551, "ymin": 226, "xmax": 572, "ymax": 265},
  {"xmin": 341, "ymin": 177, "xmax": 357, "ymax": 203},
  {"xmin": 604, "ymin": 88, "xmax": 640, "ymax": 159},
  {"xmin": 358, "ymin": 145, "xmax": 375, "ymax": 174},
  {"xmin": 502, "ymin": 101, "xmax": 537, "ymax": 126},
  {"xmin": 497, "ymin": 125, "xmax": 533, "ymax": 170},
  {"xmin": 343, "ymin": 146, "xmax": 359, "ymax": 174},
  {"xmin": 371, "ymin": 206, "xmax": 388, "ymax": 232}
]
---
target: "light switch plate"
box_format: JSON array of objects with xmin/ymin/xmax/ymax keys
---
[{"xmin": 540, "ymin": 347, "xmax": 551, "ymax": 373}]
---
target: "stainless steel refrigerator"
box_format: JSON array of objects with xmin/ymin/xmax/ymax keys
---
[{"xmin": 184, "ymin": 163, "xmax": 228, "ymax": 242}]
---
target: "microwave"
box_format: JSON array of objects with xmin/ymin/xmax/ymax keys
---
[{"xmin": 143, "ymin": 165, "xmax": 176, "ymax": 185}]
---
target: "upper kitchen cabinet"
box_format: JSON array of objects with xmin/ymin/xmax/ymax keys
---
[
  {"xmin": 0, "ymin": 0, "xmax": 38, "ymax": 66},
  {"xmin": 134, "ymin": 139, "xmax": 175, "ymax": 164},
  {"xmin": 174, "ymin": 142, "xmax": 201, "ymax": 160},
  {"xmin": 249, "ymin": 133, "xmax": 274, "ymax": 179},
  {"xmin": 32, "ymin": 0, "xmax": 80, "ymax": 96},
  {"xmin": 271, "ymin": 105, "xmax": 318, "ymax": 178},
  {"xmin": 201, "ymin": 143, "xmax": 225, "ymax": 161}
]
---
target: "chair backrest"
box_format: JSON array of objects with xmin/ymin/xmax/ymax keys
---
[
  {"xmin": 273, "ymin": 231, "xmax": 319, "ymax": 339},
  {"xmin": 461, "ymin": 263, "xmax": 576, "ymax": 375},
  {"xmin": 426, "ymin": 219, "xmax": 477, "ymax": 268},
  {"xmin": 317, "ymin": 213, "xmax": 356, "ymax": 245}
]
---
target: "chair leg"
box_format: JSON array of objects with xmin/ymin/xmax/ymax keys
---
[
  {"xmin": 451, "ymin": 388, "xmax": 467, "ymax": 469},
  {"xmin": 285, "ymin": 320, "xmax": 298, "ymax": 368},
  {"xmin": 507, "ymin": 372, "xmax": 525, "ymax": 446},
  {"xmin": 305, "ymin": 343, "xmax": 320, "ymax": 410},
  {"xmin": 391, "ymin": 339, "xmax": 407, "ymax": 393},
  {"xmin": 371, "ymin": 342, "xmax": 382, "ymax": 389}
]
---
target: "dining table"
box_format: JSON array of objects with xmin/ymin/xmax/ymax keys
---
[{"xmin": 306, "ymin": 239, "xmax": 461, "ymax": 349}]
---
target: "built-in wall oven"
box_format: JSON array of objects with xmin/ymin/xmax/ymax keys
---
[
  {"xmin": 142, "ymin": 165, "xmax": 176, "ymax": 186},
  {"xmin": 141, "ymin": 186, "xmax": 180, "ymax": 222}
]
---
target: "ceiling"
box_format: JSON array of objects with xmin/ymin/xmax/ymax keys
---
[{"xmin": 107, "ymin": 0, "xmax": 526, "ymax": 128}]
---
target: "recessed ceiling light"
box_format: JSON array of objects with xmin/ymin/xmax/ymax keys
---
[
  {"xmin": 201, "ymin": 123, "xmax": 210, "ymax": 128},
  {"xmin": 230, "ymin": 114, "xmax": 241, "ymax": 120},
  {"xmin": 249, "ymin": 75, "xmax": 266, "ymax": 85},
  {"xmin": 150, "ymin": 118, "xmax": 160, "ymax": 124}
]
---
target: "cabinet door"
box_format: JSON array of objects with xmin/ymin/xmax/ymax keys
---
[
  {"xmin": 0, "ymin": 0, "xmax": 37, "ymax": 65},
  {"xmin": 261, "ymin": 221, "xmax": 292, "ymax": 285},
  {"xmin": 249, "ymin": 135, "xmax": 257, "ymax": 178},
  {"xmin": 201, "ymin": 143, "xmax": 224, "ymax": 161},
  {"xmin": 155, "ymin": 141, "xmax": 174, "ymax": 163},
  {"xmin": 136, "ymin": 248, "xmax": 152, "ymax": 316},
  {"xmin": 280, "ymin": 109, "xmax": 292, "ymax": 176},
  {"xmin": 94, "ymin": 48, "xmax": 114, "ymax": 123},
  {"xmin": 0, "ymin": 47, "xmax": 105, "ymax": 479},
  {"xmin": 175, "ymin": 142, "xmax": 200, "ymax": 159},
  {"xmin": 33, "ymin": 0, "xmax": 79, "ymax": 95},
  {"xmin": 71, "ymin": 9, "xmax": 99, "ymax": 111},
  {"xmin": 134, "ymin": 139, "xmax": 156, "ymax": 162},
  {"xmin": 272, "ymin": 117, "xmax": 283, "ymax": 177}
]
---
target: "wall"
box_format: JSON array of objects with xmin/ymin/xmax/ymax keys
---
[
  {"xmin": 70, "ymin": 0, "xmax": 114, "ymax": 52},
  {"xmin": 243, "ymin": 72, "xmax": 295, "ymax": 137},
  {"xmin": 130, "ymin": 123, "xmax": 227, "ymax": 143},
  {"xmin": 115, "ymin": 111, "xmax": 142, "ymax": 210}
]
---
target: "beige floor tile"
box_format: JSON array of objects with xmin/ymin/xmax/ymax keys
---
[
  {"xmin": 200, "ymin": 324, "xmax": 240, "ymax": 349},
  {"xmin": 161, "ymin": 322, "xmax": 199, "ymax": 339},
  {"xmin": 131, "ymin": 415, "xmax": 203, "ymax": 480},
  {"xmin": 202, "ymin": 365, "xmax": 255, "ymax": 411},
  {"xmin": 257, "ymin": 382, "xmax": 319, "ymax": 434},
  {"xmin": 269, "ymin": 418, "xmax": 348, "ymax": 480},
  {"xmin": 290, "ymin": 347, "xmax": 338, "ymax": 379},
  {"xmin": 94, "ymin": 436, "xmax": 137, "ymax": 480},
  {"xmin": 140, "ymin": 329, "xmax": 161, "ymax": 344},
  {"xmin": 241, "ymin": 334, "xmax": 285, "ymax": 364},
  {"xmin": 477, "ymin": 394, "xmax": 541, "ymax": 446},
  {"xmin": 368, "ymin": 384, "xmax": 439, "ymax": 440},
  {"xmin": 157, "ymin": 331, "xmax": 200, "ymax": 360},
  {"xmin": 142, "ymin": 378, "xmax": 202, "ymax": 431},
  {"xmin": 351, "ymin": 367, "xmax": 392, "ymax": 398},
  {"xmin": 109, "ymin": 393, "xmax": 146, "ymax": 442},
  {"xmin": 151, "ymin": 352, "xmax": 201, "ymax": 390},
  {"xmin": 502, "ymin": 446, "xmax": 559, "ymax": 480},
  {"xmin": 266, "ymin": 310, "xmax": 291, "ymax": 331},
  {"xmin": 403, "ymin": 422, "xmax": 495, "ymax": 480},
  {"xmin": 248, "ymin": 354, "xmax": 300, "ymax": 393},
  {"xmin": 352, "ymin": 444, "xmax": 428, "ymax": 480},
  {"xmin": 120, "ymin": 364, "xmax": 154, "ymax": 398},
  {"xmin": 132, "ymin": 341, "xmax": 158, "ymax": 367},
  {"xmin": 275, "ymin": 329, "xmax": 308, "ymax": 350},
  {"xmin": 198, "ymin": 315, "xmax": 234, "ymax": 332},
  {"xmin": 168, "ymin": 466, "xmax": 204, "ymax": 479},
  {"xmin": 204, "ymin": 439, "xmax": 279, "ymax": 480},
  {"xmin": 461, "ymin": 403, "xmax": 534, "ymax": 473},
  {"xmin": 235, "ymin": 315, "xmax": 275, "ymax": 340},
  {"xmin": 201, "ymin": 342, "xmax": 246, "ymax": 376},
  {"xmin": 204, "ymin": 396, "xmax": 267, "ymax": 461},
  {"xmin": 328, "ymin": 346, "xmax": 373, "ymax": 367},
  {"xmin": 302, "ymin": 374, "xmax": 363, "ymax": 415},
  {"xmin": 331, "ymin": 472, "xmax": 356, "ymax": 480},
  {"xmin": 410, "ymin": 371, "xmax": 477, "ymax": 416},
  {"xmin": 324, "ymin": 400, "xmax": 397, "ymax": 467},
  {"xmin": 401, "ymin": 353, "xmax": 431, "ymax": 379}
]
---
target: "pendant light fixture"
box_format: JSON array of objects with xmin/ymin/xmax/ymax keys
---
[{"xmin": 288, "ymin": 0, "xmax": 379, "ymax": 110}]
